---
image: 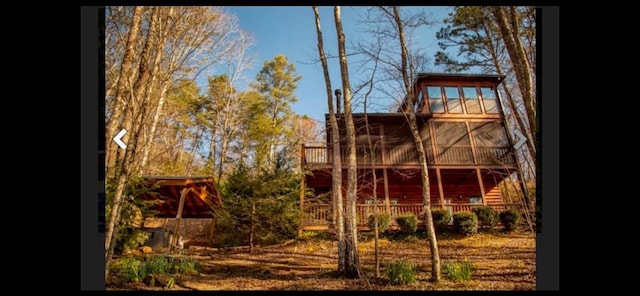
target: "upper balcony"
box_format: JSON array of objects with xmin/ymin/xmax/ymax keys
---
[{"xmin": 303, "ymin": 144, "xmax": 515, "ymax": 168}]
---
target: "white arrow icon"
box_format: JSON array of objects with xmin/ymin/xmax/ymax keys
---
[
  {"xmin": 513, "ymin": 129, "xmax": 527, "ymax": 150},
  {"xmin": 114, "ymin": 129, "xmax": 127, "ymax": 150}
]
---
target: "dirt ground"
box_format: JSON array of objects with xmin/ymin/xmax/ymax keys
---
[{"xmin": 110, "ymin": 231, "xmax": 536, "ymax": 290}]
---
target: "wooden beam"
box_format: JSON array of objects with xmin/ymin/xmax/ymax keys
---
[
  {"xmin": 476, "ymin": 168, "xmax": 487, "ymax": 205},
  {"xmin": 171, "ymin": 188, "xmax": 188, "ymax": 252},
  {"xmin": 436, "ymin": 168, "xmax": 445, "ymax": 208},
  {"xmin": 380, "ymin": 125, "xmax": 391, "ymax": 216},
  {"xmin": 299, "ymin": 143, "xmax": 306, "ymax": 236},
  {"xmin": 383, "ymin": 168, "xmax": 391, "ymax": 215}
]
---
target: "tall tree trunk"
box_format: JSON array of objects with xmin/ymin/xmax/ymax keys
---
[
  {"xmin": 335, "ymin": 5, "xmax": 361, "ymax": 279},
  {"xmin": 392, "ymin": 6, "xmax": 440, "ymax": 282},
  {"xmin": 106, "ymin": 6, "xmax": 144, "ymax": 174},
  {"xmin": 491, "ymin": 6, "xmax": 536, "ymax": 148},
  {"xmin": 312, "ymin": 6, "xmax": 346, "ymax": 274},
  {"xmin": 481, "ymin": 22, "xmax": 536, "ymax": 160},
  {"xmin": 139, "ymin": 7, "xmax": 174, "ymax": 172}
]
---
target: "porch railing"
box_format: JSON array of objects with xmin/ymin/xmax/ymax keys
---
[
  {"xmin": 302, "ymin": 203, "xmax": 525, "ymax": 226},
  {"xmin": 303, "ymin": 145, "xmax": 514, "ymax": 166}
]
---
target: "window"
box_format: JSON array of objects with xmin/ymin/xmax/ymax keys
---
[
  {"xmin": 481, "ymin": 87, "xmax": 499, "ymax": 113},
  {"xmin": 462, "ymin": 87, "xmax": 482, "ymax": 114},
  {"xmin": 416, "ymin": 89, "xmax": 425, "ymax": 113},
  {"xmin": 444, "ymin": 86, "xmax": 463, "ymax": 113},
  {"xmin": 427, "ymin": 86, "xmax": 445, "ymax": 113},
  {"xmin": 468, "ymin": 196, "xmax": 483, "ymax": 204}
]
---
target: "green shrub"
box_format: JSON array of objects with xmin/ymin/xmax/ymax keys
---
[
  {"xmin": 170, "ymin": 256, "xmax": 201, "ymax": 275},
  {"xmin": 110, "ymin": 255, "xmax": 202, "ymax": 284},
  {"xmin": 144, "ymin": 255, "xmax": 170, "ymax": 275},
  {"xmin": 367, "ymin": 213, "xmax": 391, "ymax": 234},
  {"xmin": 110, "ymin": 257, "xmax": 147, "ymax": 284},
  {"xmin": 385, "ymin": 259, "xmax": 417, "ymax": 285},
  {"xmin": 431, "ymin": 209, "xmax": 452, "ymax": 230},
  {"xmin": 500, "ymin": 208, "xmax": 522, "ymax": 232},
  {"xmin": 453, "ymin": 212, "xmax": 478, "ymax": 235},
  {"xmin": 396, "ymin": 214, "xmax": 418, "ymax": 234},
  {"xmin": 443, "ymin": 259, "xmax": 474, "ymax": 282},
  {"xmin": 472, "ymin": 206, "xmax": 498, "ymax": 229}
]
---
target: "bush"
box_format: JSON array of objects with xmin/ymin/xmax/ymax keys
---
[
  {"xmin": 367, "ymin": 213, "xmax": 391, "ymax": 234},
  {"xmin": 385, "ymin": 259, "xmax": 417, "ymax": 285},
  {"xmin": 472, "ymin": 206, "xmax": 498, "ymax": 229},
  {"xmin": 453, "ymin": 212, "xmax": 478, "ymax": 235},
  {"xmin": 500, "ymin": 208, "xmax": 522, "ymax": 232},
  {"xmin": 396, "ymin": 214, "xmax": 418, "ymax": 234},
  {"xmin": 431, "ymin": 209, "xmax": 452, "ymax": 230},
  {"xmin": 111, "ymin": 257, "xmax": 146, "ymax": 284},
  {"xmin": 110, "ymin": 255, "xmax": 202, "ymax": 284},
  {"xmin": 443, "ymin": 259, "xmax": 474, "ymax": 282}
]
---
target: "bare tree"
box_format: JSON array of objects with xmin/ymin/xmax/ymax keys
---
[
  {"xmin": 491, "ymin": 6, "xmax": 536, "ymax": 148},
  {"xmin": 312, "ymin": 6, "xmax": 347, "ymax": 275},
  {"xmin": 335, "ymin": 6, "xmax": 361, "ymax": 279},
  {"xmin": 388, "ymin": 6, "xmax": 441, "ymax": 281}
]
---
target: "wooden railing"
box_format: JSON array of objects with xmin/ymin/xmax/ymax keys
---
[
  {"xmin": 435, "ymin": 146, "xmax": 474, "ymax": 164},
  {"xmin": 304, "ymin": 145, "xmax": 513, "ymax": 166},
  {"xmin": 302, "ymin": 203, "xmax": 524, "ymax": 226},
  {"xmin": 476, "ymin": 147, "xmax": 515, "ymax": 164}
]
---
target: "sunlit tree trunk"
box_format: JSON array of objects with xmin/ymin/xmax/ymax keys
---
[
  {"xmin": 391, "ymin": 6, "xmax": 441, "ymax": 282},
  {"xmin": 335, "ymin": 6, "xmax": 361, "ymax": 279},
  {"xmin": 312, "ymin": 6, "xmax": 346, "ymax": 273}
]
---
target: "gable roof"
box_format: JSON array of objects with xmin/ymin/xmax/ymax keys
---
[{"xmin": 141, "ymin": 176, "xmax": 222, "ymax": 218}]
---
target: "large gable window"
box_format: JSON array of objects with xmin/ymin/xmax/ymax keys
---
[
  {"xmin": 444, "ymin": 86, "xmax": 463, "ymax": 113},
  {"xmin": 427, "ymin": 86, "xmax": 445, "ymax": 114},
  {"xmin": 481, "ymin": 87, "xmax": 500, "ymax": 114},
  {"xmin": 463, "ymin": 87, "xmax": 482, "ymax": 114}
]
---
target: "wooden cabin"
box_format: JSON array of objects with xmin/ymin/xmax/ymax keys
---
[
  {"xmin": 300, "ymin": 73, "xmax": 526, "ymax": 231},
  {"xmin": 140, "ymin": 176, "xmax": 223, "ymax": 249}
]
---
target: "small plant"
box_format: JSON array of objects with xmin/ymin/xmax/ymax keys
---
[
  {"xmin": 385, "ymin": 259, "xmax": 417, "ymax": 285},
  {"xmin": 431, "ymin": 209, "xmax": 452, "ymax": 231},
  {"xmin": 165, "ymin": 277, "xmax": 175, "ymax": 289},
  {"xmin": 297, "ymin": 231, "xmax": 320, "ymax": 241},
  {"xmin": 110, "ymin": 257, "xmax": 147, "ymax": 284},
  {"xmin": 453, "ymin": 212, "xmax": 478, "ymax": 235},
  {"xmin": 144, "ymin": 255, "xmax": 170, "ymax": 275},
  {"xmin": 472, "ymin": 206, "xmax": 498, "ymax": 230},
  {"xmin": 396, "ymin": 214, "xmax": 418, "ymax": 234},
  {"xmin": 170, "ymin": 256, "xmax": 201, "ymax": 275},
  {"xmin": 367, "ymin": 213, "xmax": 391, "ymax": 234},
  {"xmin": 500, "ymin": 208, "xmax": 522, "ymax": 232},
  {"xmin": 443, "ymin": 259, "xmax": 474, "ymax": 282}
]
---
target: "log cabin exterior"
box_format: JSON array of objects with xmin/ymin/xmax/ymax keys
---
[{"xmin": 300, "ymin": 73, "xmax": 529, "ymax": 231}]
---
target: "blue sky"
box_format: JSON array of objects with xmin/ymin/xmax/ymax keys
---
[{"xmin": 221, "ymin": 6, "xmax": 453, "ymax": 125}]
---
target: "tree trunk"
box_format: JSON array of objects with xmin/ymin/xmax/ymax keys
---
[
  {"xmin": 392, "ymin": 6, "xmax": 440, "ymax": 282},
  {"xmin": 106, "ymin": 6, "xmax": 144, "ymax": 174},
  {"xmin": 335, "ymin": 5, "xmax": 361, "ymax": 279},
  {"xmin": 312, "ymin": 6, "xmax": 346, "ymax": 274},
  {"xmin": 481, "ymin": 22, "xmax": 536, "ymax": 160},
  {"xmin": 491, "ymin": 6, "xmax": 536, "ymax": 149}
]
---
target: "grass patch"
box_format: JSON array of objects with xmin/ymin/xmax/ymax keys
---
[
  {"xmin": 109, "ymin": 255, "xmax": 202, "ymax": 284},
  {"xmin": 443, "ymin": 259, "xmax": 474, "ymax": 282},
  {"xmin": 385, "ymin": 258, "xmax": 417, "ymax": 285}
]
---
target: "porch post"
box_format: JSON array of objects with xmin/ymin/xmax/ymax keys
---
[
  {"xmin": 298, "ymin": 144, "xmax": 306, "ymax": 236},
  {"xmin": 476, "ymin": 168, "xmax": 487, "ymax": 205},
  {"xmin": 436, "ymin": 168, "xmax": 445, "ymax": 208},
  {"xmin": 380, "ymin": 125, "xmax": 391, "ymax": 215},
  {"xmin": 172, "ymin": 188, "xmax": 188, "ymax": 252}
]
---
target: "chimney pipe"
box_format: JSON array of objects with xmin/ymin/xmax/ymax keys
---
[{"xmin": 334, "ymin": 89, "xmax": 342, "ymax": 113}]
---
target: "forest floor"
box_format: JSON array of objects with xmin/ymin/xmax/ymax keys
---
[{"xmin": 108, "ymin": 230, "xmax": 536, "ymax": 291}]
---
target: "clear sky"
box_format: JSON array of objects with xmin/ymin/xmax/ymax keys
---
[{"xmin": 222, "ymin": 6, "xmax": 453, "ymax": 125}]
